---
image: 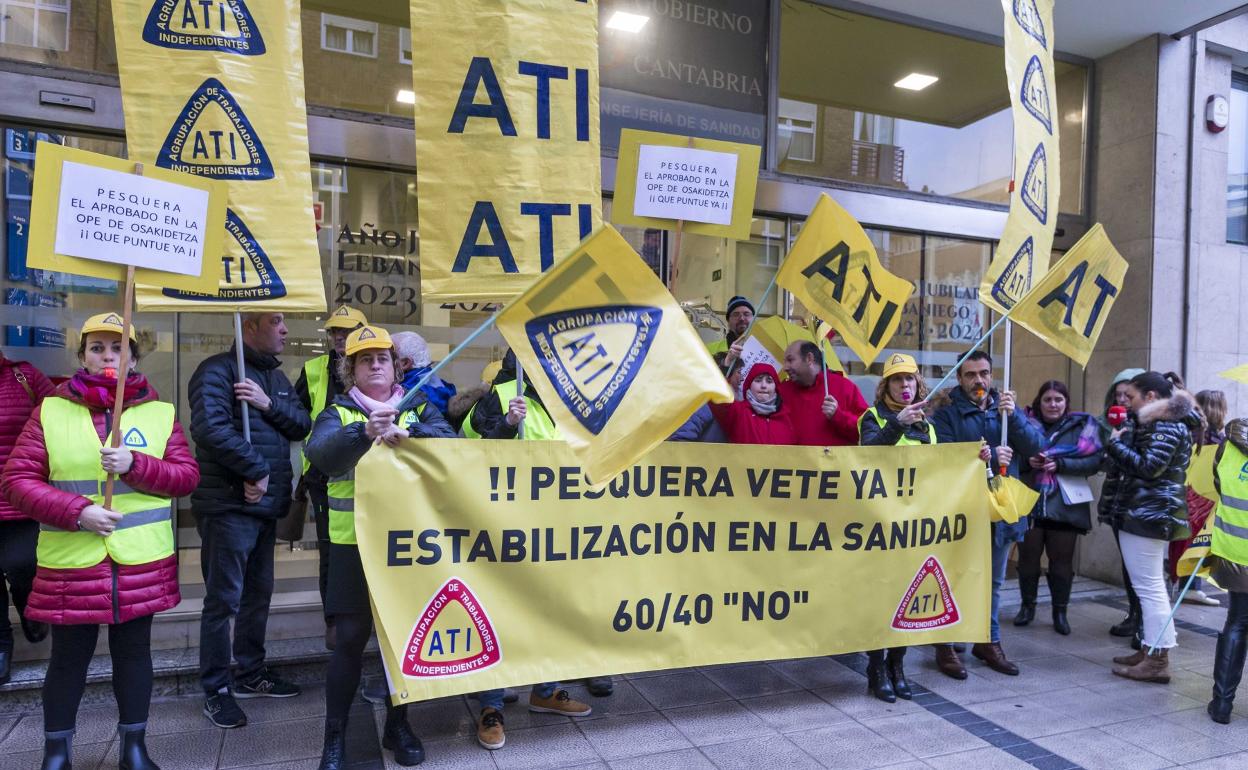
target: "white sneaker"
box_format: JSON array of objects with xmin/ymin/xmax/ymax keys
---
[{"xmin": 1182, "ymin": 589, "xmax": 1222, "ymax": 606}]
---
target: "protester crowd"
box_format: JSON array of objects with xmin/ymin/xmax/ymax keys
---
[{"xmin": 1, "ymin": 300, "xmax": 1246, "ymax": 769}]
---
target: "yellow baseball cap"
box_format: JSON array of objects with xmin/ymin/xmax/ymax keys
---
[
  {"xmin": 344, "ymin": 325, "xmax": 393, "ymax": 356},
  {"xmin": 881, "ymin": 353, "xmax": 918, "ymax": 379},
  {"xmin": 81, "ymin": 312, "xmax": 137, "ymax": 341},
  {"xmin": 324, "ymin": 305, "xmax": 368, "ymax": 330},
  {"xmin": 481, "ymin": 360, "xmax": 502, "ymax": 383}
]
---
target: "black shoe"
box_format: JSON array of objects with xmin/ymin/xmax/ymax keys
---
[
  {"xmin": 1131, "ymin": 631, "xmax": 1142, "ymax": 651},
  {"xmin": 1052, "ymin": 606, "xmax": 1071, "ymax": 636},
  {"xmin": 1111, "ymin": 609, "xmax": 1141, "ymax": 638},
  {"xmin": 319, "ymin": 718, "xmax": 347, "ymax": 770},
  {"xmin": 952, "ymin": 643, "xmax": 967, "ymax": 653},
  {"xmin": 204, "ymin": 690, "xmax": 247, "ymax": 729},
  {"xmin": 40, "ymin": 732, "xmax": 72, "ymax": 770},
  {"xmin": 502, "ymin": 688, "xmax": 519, "ymax": 704},
  {"xmin": 21, "ymin": 616, "xmax": 49, "ymax": 644},
  {"xmin": 382, "ymin": 706, "xmax": 425, "ymax": 766},
  {"xmin": 1013, "ymin": 603, "xmax": 1036, "ymax": 627},
  {"xmin": 586, "ymin": 676, "xmax": 614, "ymax": 697},
  {"xmin": 118, "ymin": 724, "xmax": 159, "ymax": 770},
  {"xmin": 866, "ymin": 651, "xmax": 895, "ymax": 703},
  {"xmin": 235, "ymin": 669, "xmax": 301, "ymax": 699},
  {"xmin": 0, "ymin": 650, "xmax": 10, "ymax": 687},
  {"xmin": 1210, "ymin": 628, "xmax": 1247, "ymax": 725},
  {"xmin": 886, "ymin": 649, "xmax": 912, "ymax": 700}
]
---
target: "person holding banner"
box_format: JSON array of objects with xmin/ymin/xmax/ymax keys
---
[
  {"xmin": 1015, "ymin": 381, "xmax": 1104, "ymax": 636},
  {"xmin": 778, "ymin": 341, "xmax": 868, "ymax": 447},
  {"xmin": 1104, "ymin": 372, "xmax": 1202, "ymax": 684},
  {"xmin": 1207, "ymin": 417, "xmax": 1248, "ymax": 723},
  {"xmin": 706, "ymin": 295, "xmax": 754, "ymax": 357},
  {"xmin": 1, "ymin": 313, "xmax": 200, "ymax": 770},
  {"xmin": 858, "ymin": 353, "xmax": 931, "ymax": 701},
  {"xmin": 463, "ymin": 350, "xmax": 562, "ymax": 441},
  {"xmin": 1101, "ymin": 368, "xmax": 1147, "ymax": 644},
  {"xmin": 304, "ymin": 324, "xmax": 454, "ymax": 768}
]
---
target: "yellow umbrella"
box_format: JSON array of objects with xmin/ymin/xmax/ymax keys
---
[
  {"xmin": 749, "ymin": 315, "xmax": 814, "ymax": 363},
  {"xmin": 814, "ymin": 321, "xmax": 846, "ymax": 374},
  {"xmin": 986, "ymin": 474, "xmax": 1039, "ymax": 524}
]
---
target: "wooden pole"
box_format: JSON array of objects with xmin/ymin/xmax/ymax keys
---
[
  {"xmin": 665, "ymin": 136, "xmax": 696, "ymax": 292},
  {"xmin": 234, "ymin": 312, "xmax": 251, "ymax": 443}
]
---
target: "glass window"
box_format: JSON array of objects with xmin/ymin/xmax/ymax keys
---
[
  {"xmin": 398, "ymin": 26, "xmax": 411, "ymax": 64},
  {"xmin": 669, "ymin": 216, "xmax": 786, "ymax": 336},
  {"xmin": 1, "ymin": 0, "xmax": 68, "ymax": 50},
  {"xmin": 320, "ymin": 13, "xmax": 377, "ymax": 58},
  {"xmin": 1228, "ymin": 73, "xmax": 1248, "ymax": 244},
  {"xmin": 777, "ymin": 1, "xmax": 1086, "ymax": 215},
  {"xmin": 301, "ymin": 8, "xmax": 412, "ymax": 116}
]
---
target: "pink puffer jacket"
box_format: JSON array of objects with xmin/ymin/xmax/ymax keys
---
[
  {"xmin": 1, "ymin": 378, "xmax": 198, "ymax": 625},
  {"xmin": 0, "ymin": 356, "xmax": 54, "ymax": 522}
]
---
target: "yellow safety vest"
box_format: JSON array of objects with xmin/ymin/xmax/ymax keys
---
[
  {"xmin": 1211, "ymin": 442, "xmax": 1248, "ymax": 566},
  {"xmin": 301, "ymin": 354, "xmax": 331, "ymax": 473},
  {"xmin": 859, "ymin": 406, "xmax": 936, "ymax": 446},
  {"xmin": 38, "ymin": 398, "xmax": 175, "ymax": 569},
  {"xmin": 461, "ymin": 383, "xmax": 561, "ymax": 441},
  {"xmin": 326, "ymin": 403, "xmax": 424, "ymax": 545},
  {"xmin": 706, "ymin": 338, "xmax": 729, "ymax": 356}
]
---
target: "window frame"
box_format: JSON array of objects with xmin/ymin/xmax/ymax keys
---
[
  {"xmin": 0, "ymin": 0, "xmax": 71, "ymax": 52},
  {"xmin": 319, "ymin": 12, "xmax": 379, "ymax": 59},
  {"xmin": 1227, "ymin": 71, "xmax": 1248, "ymax": 245},
  {"xmin": 398, "ymin": 27, "xmax": 411, "ymax": 65}
]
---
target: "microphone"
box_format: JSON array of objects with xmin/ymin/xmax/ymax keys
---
[{"xmin": 1107, "ymin": 405, "xmax": 1127, "ymax": 427}]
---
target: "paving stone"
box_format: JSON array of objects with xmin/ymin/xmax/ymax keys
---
[
  {"xmin": 786, "ymin": 721, "xmax": 918, "ymax": 769},
  {"xmin": 700, "ymin": 664, "xmax": 803, "ymax": 699},
  {"xmin": 863, "ymin": 711, "xmax": 989, "ymax": 758},
  {"xmin": 490, "ymin": 723, "xmax": 599, "ymax": 770},
  {"xmin": 698, "ymin": 733, "xmax": 823, "ymax": 769},
  {"xmin": 629, "ymin": 672, "xmax": 732, "ymax": 710},
  {"xmin": 738, "ymin": 690, "xmax": 853, "ymax": 733},
  {"xmin": 606, "ymin": 747, "xmax": 715, "ymax": 769},
  {"xmin": 663, "ymin": 700, "xmax": 776, "ymax": 747},
  {"xmin": 576, "ymin": 711, "xmax": 691, "ymax": 760},
  {"xmin": 1032, "ymin": 726, "xmax": 1173, "ymax": 770}
]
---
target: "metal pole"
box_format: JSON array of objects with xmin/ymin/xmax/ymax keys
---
[
  {"xmin": 395, "ymin": 309, "xmax": 502, "ymax": 412},
  {"xmin": 926, "ymin": 311, "xmax": 1012, "ymax": 397},
  {"xmin": 999, "ymin": 320, "xmax": 1012, "ymax": 475},
  {"xmin": 234, "ymin": 312, "xmax": 251, "ymax": 443},
  {"xmin": 515, "ymin": 360, "xmax": 525, "ymax": 440},
  {"xmin": 724, "ymin": 271, "xmax": 780, "ymax": 367},
  {"xmin": 1149, "ymin": 555, "xmax": 1204, "ymax": 655}
]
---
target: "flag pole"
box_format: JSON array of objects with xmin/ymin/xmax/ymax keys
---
[
  {"xmin": 515, "ymin": 360, "xmax": 525, "ymax": 440},
  {"xmin": 1148, "ymin": 556, "xmax": 1205, "ymax": 655},
  {"xmin": 926, "ymin": 311, "xmax": 1012, "ymax": 397},
  {"xmin": 395, "ymin": 308, "xmax": 502, "ymax": 413},
  {"xmin": 103, "ymin": 263, "xmax": 136, "ymax": 511},
  {"xmin": 724, "ymin": 270, "xmax": 780, "ymax": 367},
  {"xmin": 234, "ymin": 312, "xmax": 251, "ymax": 443},
  {"xmin": 999, "ymin": 319, "xmax": 1012, "ymax": 475}
]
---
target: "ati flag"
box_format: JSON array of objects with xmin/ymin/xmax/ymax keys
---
[
  {"xmin": 775, "ymin": 194, "xmax": 914, "ymax": 366},
  {"xmin": 496, "ymin": 225, "xmax": 733, "ymax": 484},
  {"xmin": 1008, "ymin": 224, "xmax": 1127, "ymax": 367}
]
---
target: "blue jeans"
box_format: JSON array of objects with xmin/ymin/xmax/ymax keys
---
[
  {"xmin": 990, "ymin": 536, "xmax": 1011, "ymax": 643},
  {"xmin": 197, "ymin": 512, "xmax": 276, "ymax": 695},
  {"xmin": 476, "ymin": 682, "xmax": 558, "ymax": 711}
]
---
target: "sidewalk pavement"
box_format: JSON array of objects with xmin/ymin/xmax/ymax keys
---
[{"xmin": 1, "ymin": 586, "xmax": 1246, "ymax": 770}]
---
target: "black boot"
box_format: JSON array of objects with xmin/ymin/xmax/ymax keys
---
[
  {"xmin": 1112, "ymin": 593, "xmax": 1143, "ymax": 637},
  {"xmin": 382, "ymin": 704, "xmax": 425, "ymax": 766},
  {"xmin": 40, "ymin": 730, "xmax": 73, "ymax": 770},
  {"xmin": 886, "ymin": 648, "xmax": 912, "ymax": 700},
  {"xmin": 118, "ymin": 723, "xmax": 159, "ymax": 770},
  {"xmin": 21, "ymin": 615, "xmax": 49, "ymax": 644},
  {"xmin": 1209, "ymin": 628, "xmax": 1248, "ymax": 724},
  {"xmin": 1048, "ymin": 572, "xmax": 1073, "ymax": 636},
  {"xmin": 1052, "ymin": 606, "xmax": 1071, "ymax": 635},
  {"xmin": 1013, "ymin": 603, "xmax": 1035, "ymax": 626},
  {"xmin": 318, "ymin": 718, "xmax": 347, "ymax": 770},
  {"xmin": 0, "ymin": 649, "xmax": 10, "ymax": 687},
  {"xmin": 1014, "ymin": 573, "xmax": 1038, "ymax": 626},
  {"xmin": 865, "ymin": 650, "xmax": 895, "ymax": 703}
]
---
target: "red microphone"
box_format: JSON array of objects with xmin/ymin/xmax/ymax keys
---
[{"xmin": 1107, "ymin": 405, "xmax": 1127, "ymax": 427}]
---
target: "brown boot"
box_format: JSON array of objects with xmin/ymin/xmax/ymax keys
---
[
  {"xmin": 1113, "ymin": 648, "xmax": 1171, "ymax": 684},
  {"xmin": 1113, "ymin": 649, "xmax": 1147, "ymax": 666},
  {"xmin": 934, "ymin": 644, "xmax": 967, "ymax": 680},
  {"xmin": 972, "ymin": 642, "xmax": 1020, "ymax": 676}
]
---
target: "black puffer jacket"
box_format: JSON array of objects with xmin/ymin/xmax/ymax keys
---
[
  {"xmin": 1103, "ymin": 391, "xmax": 1201, "ymax": 541},
  {"xmin": 470, "ymin": 349, "xmax": 551, "ymax": 439},
  {"xmin": 188, "ymin": 344, "xmax": 311, "ymax": 519},
  {"xmin": 858, "ymin": 400, "xmax": 935, "ymax": 447},
  {"xmin": 305, "ymin": 393, "xmax": 455, "ymax": 478},
  {"xmin": 1023, "ymin": 411, "xmax": 1103, "ymax": 532}
]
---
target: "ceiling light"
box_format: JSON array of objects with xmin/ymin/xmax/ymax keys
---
[
  {"xmin": 605, "ymin": 11, "xmax": 649, "ymax": 33},
  {"xmin": 396, "ymin": 89, "xmax": 416, "ymax": 104},
  {"xmin": 894, "ymin": 73, "xmax": 939, "ymax": 91}
]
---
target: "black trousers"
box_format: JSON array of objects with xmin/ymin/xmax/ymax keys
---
[
  {"xmin": 1017, "ymin": 526, "xmax": 1079, "ymax": 605},
  {"xmin": 309, "ymin": 483, "xmax": 331, "ymax": 621},
  {"xmin": 0, "ymin": 519, "xmax": 38, "ymax": 652},
  {"xmin": 325, "ymin": 611, "xmax": 370, "ymax": 721},
  {"xmin": 43, "ymin": 615, "xmax": 153, "ymax": 732},
  {"xmin": 1226, "ymin": 591, "xmax": 1248, "ymax": 635}
]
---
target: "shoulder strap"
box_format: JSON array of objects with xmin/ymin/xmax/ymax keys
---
[{"xmin": 8, "ymin": 363, "xmax": 36, "ymax": 404}]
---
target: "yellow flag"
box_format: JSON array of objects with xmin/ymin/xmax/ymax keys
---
[
  {"xmin": 1219, "ymin": 364, "xmax": 1248, "ymax": 385},
  {"xmin": 1189, "ymin": 447, "xmax": 1218, "ymax": 501},
  {"xmin": 775, "ymin": 194, "xmax": 914, "ymax": 366},
  {"xmin": 1009, "ymin": 224, "xmax": 1128, "ymax": 367},
  {"xmin": 496, "ymin": 225, "xmax": 733, "ymax": 484},
  {"xmin": 987, "ymin": 475, "xmax": 1039, "ymax": 524},
  {"xmin": 1178, "ymin": 516, "xmax": 1215, "ymax": 582}
]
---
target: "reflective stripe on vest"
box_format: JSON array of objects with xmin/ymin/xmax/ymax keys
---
[
  {"xmin": 301, "ymin": 355, "xmax": 331, "ymax": 473},
  {"xmin": 1211, "ymin": 443, "xmax": 1248, "ymax": 564},
  {"xmin": 461, "ymin": 383, "xmax": 561, "ymax": 441},
  {"xmin": 38, "ymin": 398, "xmax": 175, "ymax": 569},
  {"xmin": 858, "ymin": 406, "xmax": 936, "ymax": 446},
  {"xmin": 326, "ymin": 403, "xmax": 423, "ymax": 545}
]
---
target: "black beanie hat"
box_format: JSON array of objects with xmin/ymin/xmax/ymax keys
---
[{"xmin": 727, "ymin": 296, "xmax": 755, "ymax": 316}]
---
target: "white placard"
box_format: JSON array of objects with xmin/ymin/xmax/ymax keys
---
[
  {"xmin": 53, "ymin": 161, "xmax": 210, "ymax": 276},
  {"xmin": 736, "ymin": 336, "xmax": 779, "ymax": 398},
  {"xmin": 633, "ymin": 145, "xmax": 738, "ymax": 225}
]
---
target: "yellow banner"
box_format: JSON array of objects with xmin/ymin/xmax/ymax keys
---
[
  {"xmin": 1219, "ymin": 363, "xmax": 1248, "ymax": 386},
  {"xmin": 496, "ymin": 225, "xmax": 732, "ymax": 484},
  {"xmin": 355, "ymin": 440, "xmax": 992, "ymax": 701},
  {"xmin": 411, "ymin": 0, "xmax": 602, "ymax": 303},
  {"xmin": 981, "ymin": 0, "xmax": 1060, "ymax": 314},
  {"xmin": 776, "ymin": 194, "xmax": 914, "ymax": 366},
  {"xmin": 1178, "ymin": 516, "xmax": 1215, "ymax": 582},
  {"xmin": 1009, "ymin": 224, "xmax": 1127, "ymax": 367},
  {"xmin": 111, "ymin": 0, "xmax": 324, "ymax": 312}
]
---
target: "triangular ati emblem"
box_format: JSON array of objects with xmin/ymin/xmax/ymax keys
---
[
  {"xmin": 892, "ymin": 556, "xmax": 961, "ymax": 631},
  {"xmin": 991, "ymin": 236, "xmax": 1034, "ymax": 310},
  {"xmin": 888, "ymin": 354, "xmax": 905, "ymax": 366},
  {"xmin": 157, "ymin": 78, "xmax": 274, "ymax": 180},
  {"xmin": 122, "ymin": 427, "xmax": 148, "ymax": 448},
  {"xmin": 403, "ymin": 578, "xmax": 501, "ymax": 678},
  {"xmin": 523, "ymin": 305, "xmax": 662, "ymax": 435},
  {"xmin": 334, "ymin": 306, "xmax": 351, "ymax": 316},
  {"xmin": 142, "ymin": 0, "xmax": 266, "ymax": 55},
  {"xmin": 103, "ymin": 313, "xmax": 123, "ymax": 326},
  {"xmin": 359, "ymin": 328, "xmax": 376, "ymax": 340},
  {"xmin": 1013, "ymin": 0, "xmax": 1047, "ymax": 49},
  {"xmin": 1020, "ymin": 143, "xmax": 1048, "ymax": 225},
  {"xmin": 163, "ymin": 208, "xmax": 287, "ymax": 301},
  {"xmin": 1020, "ymin": 55, "xmax": 1052, "ymax": 134}
]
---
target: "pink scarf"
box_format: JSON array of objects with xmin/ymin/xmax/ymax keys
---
[
  {"xmin": 348, "ymin": 385, "xmax": 404, "ymax": 414},
  {"xmin": 68, "ymin": 369, "xmax": 148, "ymax": 410}
]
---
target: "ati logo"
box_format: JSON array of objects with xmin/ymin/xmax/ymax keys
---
[
  {"xmin": 1020, "ymin": 55, "xmax": 1052, "ymax": 134},
  {"xmin": 1013, "ymin": 0, "xmax": 1047, "ymax": 49},
  {"xmin": 403, "ymin": 578, "xmax": 500, "ymax": 678},
  {"xmin": 1020, "ymin": 143, "xmax": 1048, "ymax": 225},
  {"xmin": 100, "ymin": 313, "xmax": 124, "ymax": 328},
  {"xmin": 892, "ymin": 556, "xmax": 961, "ymax": 631},
  {"xmin": 122, "ymin": 427, "xmax": 148, "ymax": 449},
  {"xmin": 142, "ymin": 0, "xmax": 266, "ymax": 55},
  {"xmin": 163, "ymin": 209, "xmax": 287, "ymax": 301},
  {"xmin": 523, "ymin": 305, "xmax": 662, "ymax": 435},
  {"xmin": 991, "ymin": 236, "xmax": 1034, "ymax": 310},
  {"xmin": 400, "ymin": 411, "xmax": 419, "ymax": 430},
  {"xmin": 357, "ymin": 328, "xmax": 377, "ymax": 341},
  {"xmin": 157, "ymin": 78, "xmax": 273, "ymax": 180}
]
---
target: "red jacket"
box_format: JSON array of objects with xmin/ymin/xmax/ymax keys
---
[
  {"xmin": 1, "ymin": 379, "xmax": 198, "ymax": 625},
  {"xmin": 710, "ymin": 401, "xmax": 797, "ymax": 446},
  {"xmin": 777, "ymin": 371, "xmax": 868, "ymax": 447},
  {"xmin": 0, "ymin": 356, "xmax": 54, "ymax": 522}
]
